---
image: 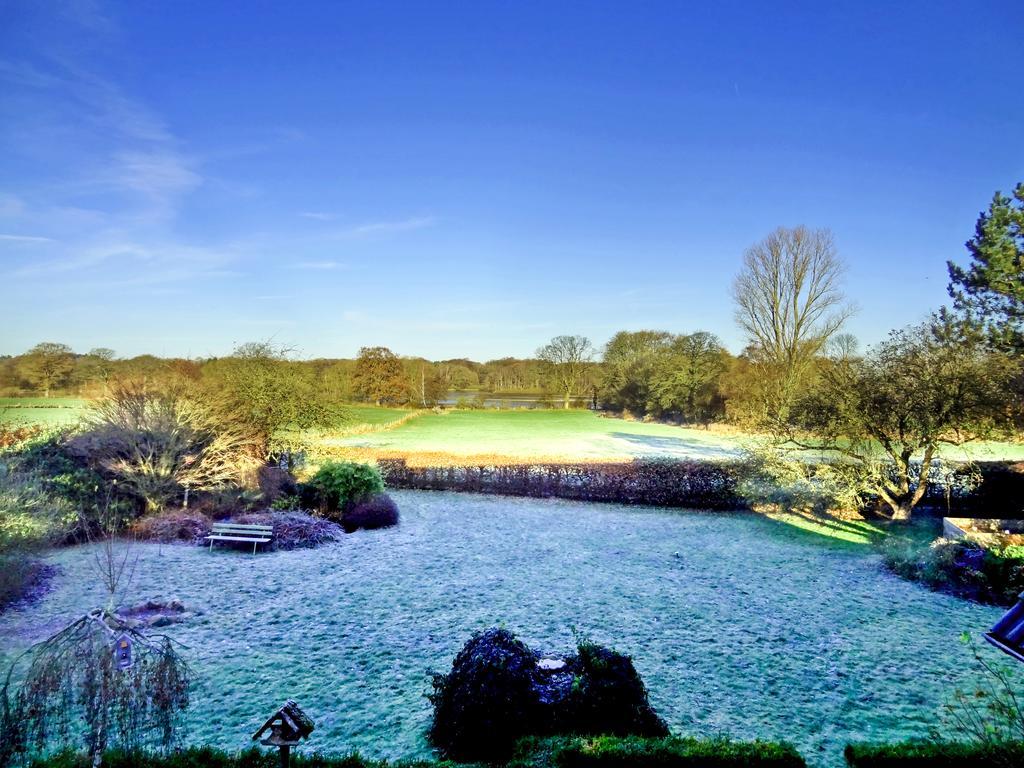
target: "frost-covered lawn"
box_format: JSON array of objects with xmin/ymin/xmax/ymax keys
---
[{"xmin": 0, "ymin": 491, "xmax": 1008, "ymax": 767}]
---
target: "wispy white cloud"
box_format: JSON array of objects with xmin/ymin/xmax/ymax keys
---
[
  {"xmin": 293, "ymin": 260, "xmax": 345, "ymax": 270},
  {"xmin": 13, "ymin": 237, "xmax": 237, "ymax": 289},
  {"xmin": 0, "ymin": 11, "xmax": 228, "ymax": 288},
  {"xmin": 299, "ymin": 214, "xmax": 437, "ymax": 236},
  {"xmin": 0, "ymin": 234, "xmax": 53, "ymax": 243},
  {"xmin": 350, "ymin": 216, "xmax": 436, "ymax": 235}
]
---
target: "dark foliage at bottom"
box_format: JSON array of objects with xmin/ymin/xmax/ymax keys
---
[
  {"xmin": 510, "ymin": 735, "xmax": 806, "ymax": 768},
  {"xmin": 844, "ymin": 740, "xmax": 1024, "ymax": 767},
  {"xmin": 28, "ymin": 747, "xmax": 435, "ymax": 768},
  {"xmin": 428, "ymin": 628, "xmax": 668, "ymax": 762}
]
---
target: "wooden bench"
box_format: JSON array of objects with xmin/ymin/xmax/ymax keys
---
[{"xmin": 205, "ymin": 522, "xmax": 273, "ymax": 554}]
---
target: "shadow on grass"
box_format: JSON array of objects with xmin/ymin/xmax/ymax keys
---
[
  {"xmin": 609, "ymin": 432, "xmax": 742, "ymax": 459},
  {"xmin": 751, "ymin": 506, "xmax": 889, "ymax": 549}
]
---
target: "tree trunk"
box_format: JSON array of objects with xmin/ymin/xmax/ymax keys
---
[
  {"xmin": 889, "ymin": 500, "xmax": 914, "ymax": 522},
  {"xmin": 563, "ymin": 391, "xmax": 570, "ymax": 409}
]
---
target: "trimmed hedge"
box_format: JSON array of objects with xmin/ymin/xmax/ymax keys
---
[
  {"xmin": 510, "ymin": 735, "xmax": 806, "ymax": 768},
  {"xmin": 844, "ymin": 741, "xmax": 1024, "ymax": 767},
  {"xmin": 25, "ymin": 739, "xmax": 806, "ymax": 768},
  {"xmin": 379, "ymin": 458, "xmax": 746, "ymax": 510}
]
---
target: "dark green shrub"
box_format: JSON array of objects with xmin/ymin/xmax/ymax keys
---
[
  {"xmin": 563, "ymin": 641, "xmax": 668, "ymax": 738},
  {"xmin": 429, "ymin": 628, "xmax": 541, "ymax": 761},
  {"xmin": 342, "ymin": 493, "xmax": 399, "ymax": 532},
  {"xmin": 428, "ymin": 628, "xmax": 667, "ymax": 762},
  {"xmin": 844, "ymin": 740, "xmax": 1024, "ymax": 767},
  {"xmin": 511, "ymin": 735, "xmax": 806, "ymax": 768},
  {"xmin": 303, "ymin": 461, "xmax": 385, "ymax": 521},
  {"xmin": 2, "ymin": 430, "xmax": 121, "ymax": 536}
]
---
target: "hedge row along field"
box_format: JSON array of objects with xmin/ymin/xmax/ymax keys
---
[
  {"xmin": 377, "ymin": 457, "xmax": 1024, "ymax": 515},
  {"xmin": 24, "ymin": 737, "xmax": 1024, "ymax": 768},
  {"xmin": 378, "ymin": 458, "xmax": 746, "ymax": 509}
]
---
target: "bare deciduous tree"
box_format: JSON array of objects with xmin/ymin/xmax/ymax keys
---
[
  {"xmin": 0, "ymin": 509, "xmax": 190, "ymax": 768},
  {"xmin": 732, "ymin": 226, "xmax": 854, "ymax": 420},
  {"xmin": 537, "ymin": 335, "xmax": 594, "ymax": 409},
  {"xmin": 73, "ymin": 382, "xmax": 261, "ymax": 512}
]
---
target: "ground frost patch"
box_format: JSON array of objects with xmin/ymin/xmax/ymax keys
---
[{"xmin": 0, "ymin": 490, "xmax": 1005, "ymax": 767}]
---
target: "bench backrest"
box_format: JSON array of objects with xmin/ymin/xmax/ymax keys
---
[{"xmin": 211, "ymin": 522, "xmax": 274, "ymax": 536}]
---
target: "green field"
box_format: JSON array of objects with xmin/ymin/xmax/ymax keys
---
[
  {"xmin": 323, "ymin": 408, "xmax": 747, "ymax": 461},
  {"xmin": 317, "ymin": 407, "xmax": 1024, "ymax": 463},
  {"xmin": 4, "ymin": 398, "xmax": 1022, "ymax": 464},
  {"xmin": 0, "ymin": 491, "xmax": 1004, "ymax": 767},
  {"xmin": 0, "ymin": 397, "xmax": 89, "ymax": 427}
]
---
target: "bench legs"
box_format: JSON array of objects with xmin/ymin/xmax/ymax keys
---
[{"xmin": 206, "ymin": 538, "xmax": 265, "ymax": 554}]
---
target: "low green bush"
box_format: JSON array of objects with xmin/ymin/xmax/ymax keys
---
[
  {"xmin": 303, "ymin": 461, "xmax": 385, "ymax": 521},
  {"xmin": 510, "ymin": 735, "xmax": 806, "ymax": 768},
  {"xmin": 844, "ymin": 740, "xmax": 1024, "ymax": 766},
  {"xmin": 2, "ymin": 430, "xmax": 116, "ymax": 533},
  {"xmin": 879, "ymin": 535, "xmax": 1024, "ymax": 605}
]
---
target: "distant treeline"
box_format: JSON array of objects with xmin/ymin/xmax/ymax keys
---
[{"xmin": 0, "ymin": 333, "xmax": 774, "ymax": 423}]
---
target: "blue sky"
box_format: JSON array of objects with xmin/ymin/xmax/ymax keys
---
[{"xmin": 1, "ymin": 1, "xmax": 1022, "ymax": 360}]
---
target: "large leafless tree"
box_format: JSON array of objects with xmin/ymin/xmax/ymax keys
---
[
  {"xmin": 537, "ymin": 335, "xmax": 593, "ymax": 409},
  {"xmin": 732, "ymin": 226, "xmax": 854, "ymax": 420}
]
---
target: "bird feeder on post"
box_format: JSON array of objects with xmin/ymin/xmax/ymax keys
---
[
  {"xmin": 112, "ymin": 633, "xmax": 133, "ymax": 670},
  {"xmin": 252, "ymin": 700, "xmax": 315, "ymax": 768}
]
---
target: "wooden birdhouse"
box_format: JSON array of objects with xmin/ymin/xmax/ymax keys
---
[
  {"xmin": 112, "ymin": 633, "xmax": 133, "ymax": 670},
  {"xmin": 253, "ymin": 700, "xmax": 314, "ymax": 768},
  {"xmin": 987, "ymin": 592, "xmax": 1024, "ymax": 663}
]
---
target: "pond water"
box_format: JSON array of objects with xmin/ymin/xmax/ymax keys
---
[
  {"xmin": 439, "ymin": 390, "xmax": 590, "ymax": 408},
  {"xmin": 0, "ymin": 491, "xmax": 1007, "ymax": 767}
]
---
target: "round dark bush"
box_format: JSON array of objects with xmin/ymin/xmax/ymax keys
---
[
  {"xmin": 342, "ymin": 493, "xmax": 400, "ymax": 533},
  {"xmin": 429, "ymin": 628, "xmax": 541, "ymax": 761},
  {"xmin": 428, "ymin": 628, "xmax": 667, "ymax": 762},
  {"xmin": 565, "ymin": 640, "xmax": 670, "ymax": 737}
]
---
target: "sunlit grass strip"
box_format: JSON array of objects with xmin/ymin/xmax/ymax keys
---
[
  {"xmin": 761, "ymin": 508, "xmax": 887, "ymax": 546},
  {"xmin": 311, "ymin": 446, "xmax": 635, "ymax": 467},
  {"xmin": 334, "ymin": 409, "xmax": 424, "ymax": 437}
]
